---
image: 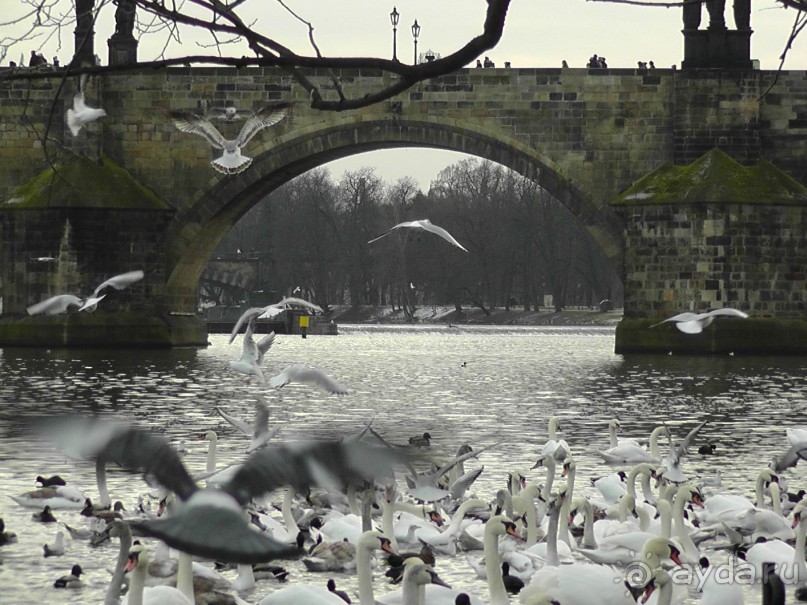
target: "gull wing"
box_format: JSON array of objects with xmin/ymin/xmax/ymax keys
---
[
  {"xmin": 221, "ymin": 440, "xmax": 404, "ymax": 506},
  {"xmin": 26, "ymin": 294, "xmax": 83, "ymax": 316},
  {"xmin": 772, "ymin": 443, "xmax": 807, "ymax": 472},
  {"xmin": 255, "ymin": 331, "xmax": 275, "ymax": 365},
  {"xmin": 168, "ymin": 110, "xmax": 227, "ymax": 149},
  {"xmin": 273, "ymin": 297, "xmax": 324, "ymax": 314},
  {"xmin": 216, "ymin": 407, "xmax": 253, "ymax": 437},
  {"xmin": 367, "ymin": 221, "xmax": 420, "ymax": 245},
  {"xmin": 72, "ymin": 91, "xmax": 88, "ymax": 112},
  {"xmin": 228, "ymin": 307, "xmax": 267, "ymax": 344},
  {"xmin": 449, "ymin": 466, "xmax": 484, "ymax": 501},
  {"xmin": 705, "ymin": 308, "xmax": 749, "ymax": 320},
  {"xmin": 235, "ymin": 103, "xmax": 292, "ymax": 147},
  {"xmin": 418, "ymin": 221, "xmax": 469, "ymax": 252},
  {"xmin": 247, "ymin": 399, "xmax": 279, "ymax": 453},
  {"xmin": 92, "ymin": 270, "xmax": 144, "ymax": 297},
  {"xmin": 649, "ymin": 312, "xmax": 702, "ymax": 329},
  {"xmin": 424, "ymin": 443, "xmax": 497, "ymax": 485},
  {"xmin": 268, "ymin": 364, "xmax": 349, "ymax": 395}
]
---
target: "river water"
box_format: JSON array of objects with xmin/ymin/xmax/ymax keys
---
[{"xmin": 0, "ymin": 325, "xmax": 806, "ymax": 604}]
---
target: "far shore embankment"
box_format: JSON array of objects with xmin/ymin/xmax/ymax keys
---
[{"xmin": 328, "ymin": 305, "xmax": 623, "ymax": 327}]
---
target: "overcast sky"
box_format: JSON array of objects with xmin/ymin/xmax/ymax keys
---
[{"xmin": 7, "ymin": 0, "xmax": 805, "ymax": 190}]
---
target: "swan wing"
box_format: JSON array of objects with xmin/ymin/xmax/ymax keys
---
[
  {"xmin": 234, "ymin": 103, "xmax": 291, "ymax": 146},
  {"xmin": 772, "ymin": 442, "xmax": 807, "ymax": 472},
  {"xmin": 168, "ymin": 110, "xmax": 227, "ymax": 149}
]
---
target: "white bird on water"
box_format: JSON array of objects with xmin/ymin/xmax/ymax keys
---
[
  {"xmin": 167, "ymin": 103, "xmax": 291, "ymax": 175},
  {"xmin": 650, "ymin": 307, "xmax": 748, "ymax": 334},
  {"xmin": 368, "ymin": 219, "xmax": 469, "ymax": 252},
  {"xmin": 65, "ymin": 75, "xmax": 107, "ymax": 137},
  {"xmin": 26, "ymin": 270, "xmax": 145, "ymax": 316}
]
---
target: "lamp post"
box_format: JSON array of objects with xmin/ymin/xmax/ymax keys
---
[
  {"xmin": 411, "ymin": 19, "xmax": 420, "ymax": 65},
  {"xmin": 390, "ymin": 6, "xmax": 400, "ymax": 62}
]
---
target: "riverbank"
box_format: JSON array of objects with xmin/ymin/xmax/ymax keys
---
[{"xmin": 328, "ymin": 304, "xmax": 623, "ymax": 326}]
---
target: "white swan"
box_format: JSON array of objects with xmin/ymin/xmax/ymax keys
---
[
  {"xmin": 122, "ymin": 542, "xmax": 193, "ymax": 605},
  {"xmin": 743, "ymin": 497, "xmax": 807, "ymax": 584},
  {"xmin": 540, "ymin": 417, "xmax": 570, "ymax": 461},
  {"xmin": 10, "ymin": 484, "xmax": 87, "ymax": 509},
  {"xmin": 596, "ymin": 425, "xmax": 670, "ymax": 464},
  {"xmin": 375, "ymin": 557, "xmax": 453, "ymax": 605},
  {"xmin": 415, "ymin": 498, "xmax": 489, "ymax": 549}
]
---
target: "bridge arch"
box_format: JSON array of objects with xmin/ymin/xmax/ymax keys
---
[{"xmin": 165, "ymin": 113, "xmax": 625, "ymax": 302}]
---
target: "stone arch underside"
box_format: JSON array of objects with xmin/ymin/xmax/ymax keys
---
[{"xmin": 164, "ymin": 116, "xmax": 625, "ymax": 307}]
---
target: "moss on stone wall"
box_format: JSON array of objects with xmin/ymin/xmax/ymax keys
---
[
  {"xmin": 613, "ymin": 148, "xmax": 807, "ymax": 206},
  {"xmin": 2, "ymin": 155, "xmax": 170, "ymax": 210}
]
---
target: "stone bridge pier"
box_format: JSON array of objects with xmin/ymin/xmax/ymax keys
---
[{"xmin": 1, "ymin": 65, "xmax": 807, "ymax": 350}]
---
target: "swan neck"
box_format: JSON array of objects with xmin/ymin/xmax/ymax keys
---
[
  {"xmin": 755, "ymin": 473, "xmax": 767, "ymax": 507},
  {"xmin": 176, "ymin": 551, "xmax": 193, "ymax": 601},
  {"xmin": 770, "ymin": 483, "xmax": 782, "ymax": 515},
  {"xmin": 382, "ymin": 501, "xmax": 398, "ymax": 551},
  {"xmin": 360, "ymin": 488, "xmax": 374, "ymax": 533},
  {"xmin": 96, "ymin": 458, "xmax": 111, "ymax": 508},
  {"xmin": 206, "ymin": 433, "xmax": 217, "ymax": 473},
  {"xmin": 581, "ymin": 500, "xmax": 596, "ymax": 548},
  {"xmin": 649, "ymin": 428, "xmax": 661, "ymax": 457},
  {"xmin": 673, "ymin": 493, "xmax": 699, "ymax": 561},
  {"xmin": 524, "ymin": 495, "xmax": 538, "ymax": 547},
  {"xmin": 282, "ymin": 488, "xmax": 298, "ymax": 537},
  {"xmin": 357, "ymin": 540, "xmax": 375, "ymax": 605},
  {"xmin": 543, "ymin": 458, "xmax": 556, "ymax": 497},
  {"xmin": 658, "ymin": 500, "xmax": 673, "ymax": 539},
  {"xmin": 128, "ymin": 549, "xmax": 149, "ymax": 605},
  {"xmin": 659, "ymin": 579, "xmax": 673, "ymax": 605},
  {"xmin": 103, "ymin": 522, "xmax": 132, "ymax": 605},
  {"xmin": 609, "ymin": 425, "xmax": 618, "ymax": 449},
  {"xmin": 795, "ymin": 518, "xmax": 807, "ymax": 581},
  {"xmin": 347, "ymin": 483, "xmax": 360, "ymax": 516},
  {"xmin": 484, "ymin": 526, "xmax": 509, "ymax": 605},
  {"xmin": 546, "ymin": 504, "xmax": 560, "ymax": 566}
]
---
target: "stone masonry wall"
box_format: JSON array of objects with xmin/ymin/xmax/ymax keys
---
[{"xmin": 622, "ymin": 203, "xmax": 807, "ymax": 319}]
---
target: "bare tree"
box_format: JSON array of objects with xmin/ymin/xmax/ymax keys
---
[{"xmin": 1, "ymin": 0, "xmax": 512, "ymax": 112}]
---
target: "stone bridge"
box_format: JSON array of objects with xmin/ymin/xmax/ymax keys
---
[{"xmin": 2, "ymin": 65, "xmax": 807, "ymax": 348}]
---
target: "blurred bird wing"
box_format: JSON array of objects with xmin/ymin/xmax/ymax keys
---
[
  {"xmin": 367, "ymin": 221, "xmax": 419, "ymax": 244},
  {"xmin": 670, "ymin": 420, "xmax": 707, "ymax": 465},
  {"xmin": 272, "ymin": 297, "xmax": 324, "ymax": 314},
  {"xmin": 773, "ymin": 443, "xmax": 807, "ymax": 472},
  {"xmin": 79, "ymin": 295, "xmax": 106, "ymax": 312},
  {"xmin": 258, "ymin": 306, "xmax": 285, "ymax": 320},
  {"xmin": 216, "ymin": 407, "xmax": 252, "ymax": 436},
  {"xmin": 427, "ymin": 443, "xmax": 497, "ymax": 484},
  {"xmin": 268, "ymin": 364, "xmax": 349, "ymax": 395},
  {"xmin": 235, "ymin": 103, "xmax": 291, "ymax": 146},
  {"xmin": 649, "ymin": 312, "xmax": 702, "ymax": 328},
  {"xmin": 229, "ymin": 307, "xmax": 267, "ymax": 344},
  {"xmin": 26, "ymin": 294, "xmax": 83, "ymax": 316},
  {"xmin": 705, "ymin": 308, "xmax": 749, "ymax": 320},
  {"xmin": 418, "ymin": 221, "xmax": 469, "ymax": 252},
  {"xmin": 93, "ymin": 270, "xmax": 144, "ymax": 297},
  {"xmin": 255, "ymin": 331, "xmax": 275, "ymax": 364},
  {"xmin": 168, "ymin": 111, "xmax": 227, "ymax": 149},
  {"xmin": 221, "ymin": 440, "xmax": 403, "ymax": 505},
  {"xmin": 72, "ymin": 91, "xmax": 88, "ymax": 111}
]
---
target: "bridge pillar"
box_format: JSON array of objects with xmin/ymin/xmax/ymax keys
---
[
  {"xmin": 0, "ymin": 155, "xmax": 207, "ymax": 348},
  {"xmin": 612, "ymin": 148, "xmax": 807, "ymax": 354}
]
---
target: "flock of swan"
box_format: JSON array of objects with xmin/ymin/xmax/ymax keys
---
[{"xmin": 4, "ymin": 399, "xmax": 807, "ymax": 605}]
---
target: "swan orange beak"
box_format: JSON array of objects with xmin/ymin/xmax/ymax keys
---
[
  {"xmin": 505, "ymin": 521, "xmax": 523, "ymax": 540},
  {"xmin": 380, "ymin": 537, "xmax": 397, "ymax": 556},
  {"xmin": 641, "ymin": 580, "xmax": 656, "ymax": 604},
  {"xmin": 670, "ymin": 546, "xmax": 683, "ymax": 567},
  {"xmin": 692, "ymin": 493, "xmax": 705, "ymax": 508},
  {"xmin": 124, "ymin": 552, "xmax": 139, "ymax": 573},
  {"xmin": 793, "ymin": 512, "xmax": 801, "ymax": 529},
  {"xmin": 429, "ymin": 511, "xmax": 444, "ymax": 527}
]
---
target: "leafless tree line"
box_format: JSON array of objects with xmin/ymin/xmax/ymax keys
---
[{"xmin": 214, "ymin": 159, "xmax": 622, "ymax": 317}]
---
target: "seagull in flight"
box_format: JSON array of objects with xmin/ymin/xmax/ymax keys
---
[
  {"xmin": 368, "ymin": 219, "xmax": 469, "ymax": 252},
  {"xmin": 216, "ymin": 397, "xmax": 279, "ymax": 453},
  {"xmin": 664, "ymin": 420, "xmax": 707, "ymax": 483},
  {"xmin": 268, "ymin": 364, "xmax": 349, "ymax": 396},
  {"xmin": 228, "ymin": 320, "xmax": 274, "ymax": 384},
  {"xmin": 40, "ymin": 416, "xmax": 404, "ymax": 563},
  {"xmin": 650, "ymin": 308, "xmax": 748, "ymax": 334},
  {"xmin": 65, "ymin": 74, "xmax": 107, "ymax": 137},
  {"xmin": 228, "ymin": 297, "xmax": 323, "ymax": 345},
  {"xmin": 26, "ymin": 270, "xmax": 144, "ymax": 315},
  {"xmin": 167, "ymin": 103, "xmax": 291, "ymax": 175}
]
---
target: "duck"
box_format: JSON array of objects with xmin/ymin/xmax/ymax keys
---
[
  {"xmin": 53, "ymin": 564, "xmax": 84, "ymax": 588},
  {"xmin": 82, "ymin": 499, "xmax": 126, "ymax": 522},
  {"xmin": 303, "ymin": 538, "xmax": 357, "ymax": 572},
  {"xmin": 0, "ymin": 518, "xmax": 18, "ymax": 545},
  {"xmin": 32, "ymin": 505, "xmax": 58, "ymax": 523},
  {"xmin": 409, "ymin": 432, "xmax": 432, "ymax": 447},
  {"xmin": 502, "ymin": 561, "xmax": 524, "ymax": 595},
  {"xmin": 44, "ymin": 530, "xmax": 66, "ymax": 557},
  {"xmin": 36, "ymin": 474, "xmax": 67, "ymax": 487}
]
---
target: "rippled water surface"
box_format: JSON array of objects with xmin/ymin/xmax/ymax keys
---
[{"xmin": 1, "ymin": 325, "xmax": 806, "ymax": 604}]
